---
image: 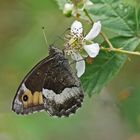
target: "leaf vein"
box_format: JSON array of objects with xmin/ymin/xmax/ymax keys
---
[{"xmin": 104, "ymin": 0, "xmax": 134, "ymax": 34}]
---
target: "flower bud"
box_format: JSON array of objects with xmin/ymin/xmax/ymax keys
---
[{"xmin": 63, "ymin": 3, "xmax": 74, "ymax": 17}]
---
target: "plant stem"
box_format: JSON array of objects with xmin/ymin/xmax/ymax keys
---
[
  {"xmin": 101, "ymin": 47, "xmax": 140, "ymax": 56},
  {"xmin": 100, "ymin": 32, "xmax": 113, "ymax": 49},
  {"xmin": 83, "ymin": 9, "xmax": 94, "ymax": 24}
]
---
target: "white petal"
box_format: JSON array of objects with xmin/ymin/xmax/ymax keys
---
[
  {"xmin": 84, "ymin": 21, "xmax": 101, "ymax": 40},
  {"xmin": 84, "ymin": 43, "xmax": 100, "ymax": 58},
  {"xmin": 71, "ymin": 20, "xmax": 83, "ymax": 37},
  {"xmin": 71, "ymin": 52, "xmax": 85, "ymax": 77}
]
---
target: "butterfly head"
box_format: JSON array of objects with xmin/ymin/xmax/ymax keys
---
[{"xmin": 49, "ymin": 45, "xmax": 63, "ymax": 56}]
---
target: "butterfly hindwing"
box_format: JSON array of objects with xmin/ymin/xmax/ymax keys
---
[
  {"xmin": 12, "ymin": 46, "xmax": 84, "ymax": 117},
  {"xmin": 42, "ymin": 49, "xmax": 84, "ymax": 117}
]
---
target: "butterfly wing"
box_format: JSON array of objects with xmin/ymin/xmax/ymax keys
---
[
  {"xmin": 12, "ymin": 46, "xmax": 84, "ymax": 117},
  {"xmin": 12, "ymin": 55, "xmax": 54, "ymax": 114},
  {"xmin": 42, "ymin": 49, "xmax": 84, "ymax": 117}
]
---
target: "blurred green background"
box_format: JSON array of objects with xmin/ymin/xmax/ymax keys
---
[{"xmin": 0, "ymin": 0, "xmax": 140, "ymax": 140}]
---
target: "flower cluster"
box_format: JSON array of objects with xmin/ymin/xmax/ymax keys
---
[
  {"xmin": 65, "ymin": 20, "xmax": 101, "ymax": 77},
  {"xmin": 63, "ymin": 0, "xmax": 93, "ymax": 17}
]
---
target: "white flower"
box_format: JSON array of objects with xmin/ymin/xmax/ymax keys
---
[
  {"xmin": 70, "ymin": 20, "xmax": 101, "ymax": 77},
  {"xmin": 63, "ymin": 1, "xmax": 93, "ymax": 17}
]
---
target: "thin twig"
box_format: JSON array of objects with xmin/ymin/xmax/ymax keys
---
[
  {"xmin": 83, "ymin": 9, "xmax": 93, "ymax": 24},
  {"xmin": 100, "ymin": 32, "xmax": 113, "ymax": 49}
]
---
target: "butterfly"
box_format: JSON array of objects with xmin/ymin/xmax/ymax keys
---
[{"xmin": 12, "ymin": 46, "xmax": 84, "ymax": 117}]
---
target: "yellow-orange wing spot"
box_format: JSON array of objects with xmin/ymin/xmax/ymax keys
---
[
  {"xmin": 32, "ymin": 92, "xmax": 43, "ymax": 105},
  {"xmin": 33, "ymin": 92, "xmax": 40, "ymax": 105},
  {"xmin": 21, "ymin": 89, "xmax": 33, "ymax": 108},
  {"xmin": 38, "ymin": 92, "xmax": 44, "ymax": 105}
]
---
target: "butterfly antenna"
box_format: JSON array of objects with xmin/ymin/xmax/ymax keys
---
[
  {"xmin": 52, "ymin": 28, "xmax": 71, "ymax": 45},
  {"xmin": 42, "ymin": 27, "xmax": 49, "ymax": 47}
]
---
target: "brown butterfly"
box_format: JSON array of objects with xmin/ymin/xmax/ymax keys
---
[{"xmin": 12, "ymin": 46, "xmax": 84, "ymax": 117}]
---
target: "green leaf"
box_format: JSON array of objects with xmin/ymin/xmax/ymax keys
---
[
  {"xmin": 89, "ymin": 0, "xmax": 140, "ymax": 37},
  {"xmin": 123, "ymin": 0, "xmax": 140, "ymax": 8},
  {"xmin": 80, "ymin": 0, "xmax": 140, "ymax": 96},
  {"xmin": 81, "ymin": 36, "xmax": 140, "ymax": 96}
]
